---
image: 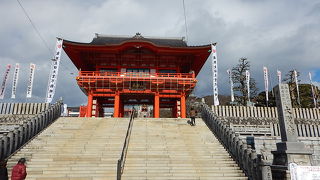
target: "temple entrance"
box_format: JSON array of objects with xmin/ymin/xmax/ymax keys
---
[
  {"xmin": 122, "ymin": 93, "xmax": 154, "ymax": 118},
  {"xmin": 63, "ymin": 33, "xmax": 211, "ymax": 118}
]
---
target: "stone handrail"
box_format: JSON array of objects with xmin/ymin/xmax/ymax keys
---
[
  {"xmin": 200, "ymin": 103, "xmax": 272, "ymax": 180},
  {"xmin": 117, "ymin": 109, "xmax": 136, "ymax": 180},
  {"xmin": 0, "ymin": 100, "xmax": 63, "ymax": 160}
]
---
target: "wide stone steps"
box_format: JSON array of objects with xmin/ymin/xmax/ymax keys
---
[
  {"xmin": 6, "ymin": 117, "xmax": 247, "ymax": 180},
  {"xmin": 121, "ymin": 118, "xmax": 247, "ymax": 179},
  {"xmin": 7, "ymin": 117, "xmax": 129, "ymax": 180}
]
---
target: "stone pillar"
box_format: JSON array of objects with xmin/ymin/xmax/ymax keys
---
[
  {"xmin": 272, "ymin": 84, "xmax": 312, "ymax": 179},
  {"xmin": 154, "ymin": 94, "xmax": 160, "ymax": 118}
]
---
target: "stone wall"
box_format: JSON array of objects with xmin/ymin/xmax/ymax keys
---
[{"xmin": 212, "ymin": 105, "xmax": 320, "ymax": 120}]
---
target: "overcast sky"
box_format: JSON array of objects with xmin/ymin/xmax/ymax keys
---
[{"xmin": 0, "ymin": 0, "xmax": 319, "ymax": 106}]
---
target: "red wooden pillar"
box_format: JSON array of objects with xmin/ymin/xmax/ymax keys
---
[
  {"xmin": 154, "ymin": 94, "xmax": 160, "ymax": 118},
  {"xmin": 172, "ymin": 105, "xmax": 177, "ymax": 118},
  {"xmin": 114, "ymin": 93, "xmax": 120, "ymax": 118},
  {"xmin": 87, "ymin": 93, "xmax": 93, "ymax": 117},
  {"xmin": 180, "ymin": 95, "xmax": 186, "ymax": 118},
  {"xmin": 119, "ymin": 99, "xmax": 124, "ymax": 117}
]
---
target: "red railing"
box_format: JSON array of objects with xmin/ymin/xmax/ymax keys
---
[{"xmin": 78, "ymin": 71, "xmax": 195, "ymax": 79}]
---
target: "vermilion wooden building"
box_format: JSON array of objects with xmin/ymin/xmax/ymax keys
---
[{"xmin": 63, "ymin": 33, "xmax": 211, "ymax": 118}]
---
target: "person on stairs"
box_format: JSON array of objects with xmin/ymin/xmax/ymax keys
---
[
  {"xmin": 11, "ymin": 158, "xmax": 27, "ymax": 180},
  {"xmin": 189, "ymin": 107, "xmax": 197, "ymax": 126},
  {"xmin": 0, "ymin": 160, "xmax": 8, "ymax": 180}
]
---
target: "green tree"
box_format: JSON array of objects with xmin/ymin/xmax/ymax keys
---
[
  {"xmin": 231, "ymin": 58, "xmax": 259, "ymax": 106},
  {"xmin": 283, "ymin": 70, "xmax": 301, "ymax": 107},
  {"xmin": 283, "ymin": 69, "xmax": 320, "ymax": 108},
  {"xmin": 254, "ymin": 91, "xmax": 276, "ymax": 107}
]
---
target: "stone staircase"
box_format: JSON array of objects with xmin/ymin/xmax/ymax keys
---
[
  {"xmin": 122, "ymin": 118, "xmax": 247, "ymax": 180},
  {"xmin": 7, "ymin": 117, "xmax": 129, "ymax": 180},
  {"xmin": 6, "ymin": 117, "xmax": 247, "ymax": 180}
]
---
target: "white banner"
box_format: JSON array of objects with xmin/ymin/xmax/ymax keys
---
[
  {"xmin": 246, "ymin": 70, "xmax": 250, "ymax": 101},
  {"xmin": 290, "ymin": 163, "xmax": 320, "ymax": 180},
  {"xmin": 309, "ymin": 72, "xmax": 317, "ymax": 108},
  {"xmin": 277, "ymin": 70, "xmax": 282, "ymax": 84},
  {"xmin": 263, "ymin": 67, "xmax": 269, "ymax": 102},
  {"xmin": 0, "ymin": 64, "xmax": 11, "ymax": 99},
  {"xmin": 26, "ymin": 63, "xmax": 36, "ymax": 98},
  {"xmin": 211, "ymin": 44, "xmax": 219, "ymax": 106},
  {"xmin": 227, "ymin": 69, "xmax": 234, "ymax": 102},
  {"xmin": 294, "ymin": 70, "xmax": 301, "ymax": 106},
  {"xmin": 11, "ymin": 63, "xmax": 20, "ymax": 99},
  {"xmin": 45, "ymin": 38, "xmax": 63, "ymax": 103}
]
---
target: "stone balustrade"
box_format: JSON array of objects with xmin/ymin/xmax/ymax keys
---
[
  {"xmin": 212, "ymin": 105, "xmax": 320, "ymax": 120},
  {"xmin": 0, "ymin": 101, "xmax": 62, "ymax": 160},
  {"xmin": 200, "ymin": 103, "xmax": 272, "ymax": 180},
  {"xmin": 0, "ymin": 103, "xmax": 49, "ymax": 115}
]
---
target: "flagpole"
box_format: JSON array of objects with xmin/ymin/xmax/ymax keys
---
[
  {"xmin": 294, "ymin": 70, "xmax": 301, "ymax": 107},
  {"xmin": 309, "ymin": 72, "xmax": 317, "ymax": 108}
]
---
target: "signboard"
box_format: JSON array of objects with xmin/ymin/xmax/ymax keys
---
[
  {"xmin": 45, "ymin": 38, "xmax": 63, "ymax": 103},
  {"xmin": 11, "ymin": 63, "xmax": 20, "ymax": 99},
  {"xmin": 26, "ymin": 63, "xmax": 36, "ymax": 98},
  {"xmin": 211, "ymin": 43, "xmax": 219, "ymax": 106},
  {"xmin": 246, "ymin": 70, "xmax": 250, "ymax": 101},
  {"xmin": 290, "ymin": 163, "xmax": 320, "ymax": 180},
  {"xmin": 0, "ymin": 64, "xmax": 11, "ymax": 99},
  {"xmin": 227, "ymin": 69, "xmax": 234, "ymax": 102},
  {"xmin": 263, "ymin": 67, "xmax": 269, "ymax": 102}
]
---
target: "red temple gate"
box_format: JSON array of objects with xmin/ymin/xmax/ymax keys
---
[{"xmin": 63, "ymin": 33, "xmax": 211, "ymax": 118}]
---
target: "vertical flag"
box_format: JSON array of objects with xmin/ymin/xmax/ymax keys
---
[
  {"xmin": 263, "ymin": 67, "xmax": 269, "ymax": 103},
  {"xmin": 227, "ymin": 69, "xmax": 234, "ymax": 102},
  {"xmin": 11, "ymin": 63, "xmax": 20, "ymax": 99},
  {"xmin": 277, "ymin": 70, "xmax": 282, "ymax": 84},
  {"xmin": 211, "ymin": 43, "xmax": 219, "ymax": 106},
  {"xmin": 246, "ymin": 70, "xmax": 250, "ymax": 102},
  {"xmin": 294, "ymin": 70, "xmax": 301, "ymax": 106},
  {"xmin": 0, "ymin": 64, "xmax": 11, "ymax": 99},
  {"xmin": 309, "ymin": 72, "xmax": 317, "ymax": 108},
  {"xmin": 26, "ymin": 63, "xmax": 36, "ymax": 98},
  {"xmin": 45, "ymin": 38, "xmax": 63, "ymax": 103}
]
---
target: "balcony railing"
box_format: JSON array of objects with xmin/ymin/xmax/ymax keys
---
[
  {"xmin": 76, "ymin": 71, "xmax": 197, "ymax": 93},
  {"xmin": 78, "ymin": 71, "xmax": 195, "ymax": 79}
]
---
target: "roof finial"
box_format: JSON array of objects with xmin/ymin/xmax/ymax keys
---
[{"xmin": 133, "ymin": 32, "xmax": 143, "ymax": 39}]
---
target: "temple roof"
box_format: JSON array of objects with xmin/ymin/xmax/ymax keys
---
[
  {"xmin": 63, "ymin": 33, "xmax": 212, "ymax": 75},
  {"xmin": 90, "ymin": 33, "xmax": 188, "ymax": 47}
]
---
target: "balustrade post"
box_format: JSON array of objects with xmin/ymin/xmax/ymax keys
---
[
  {"xmin": 18, "ymin": 124, "xmax": 24, "ymax": 147},
  {"xmin": 27, "ymin": 120, "xmax": 32, "ymax": 140},
  {"xmin": 250, "ymin": 149, "xmax": 258, "ymax": 180},
  {"xmin": 31, "ymin": 118, "xmax": 36, "ymax": 136},
  {"xmin": 2, "ymin": 133, "xmax": 8, "ymax": 158},
  {"xmin": 41, "ymin": 114, "xmax": 45, "ymax": 129},
  {"xmin": 244, "ymin": 145, "xmax": 251, "ymax": 177},
  {"xmin": 7, "ymin": 132, "xmax": 13, "ymax": 155},
  {"xmin": 21, "ymin": 121, "xmax": 28, "ymax": 146},
  {"xmin": 13, "ymin": 127, "xmax": 19, "ymax": 152},
  {"xmin": 0, "ymin": 135, "xmax": 3, "ymax": 160}
]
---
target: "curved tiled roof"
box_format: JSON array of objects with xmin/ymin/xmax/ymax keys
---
[{"xmin": 90, "ymin": 33, "xmax": 188, "ymax": 47}]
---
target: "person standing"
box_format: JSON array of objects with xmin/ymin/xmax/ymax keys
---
[
  {"xmin": 11, "ymin": 158, "xmax": 27, "ymax": 180},
  {"xmin": 189, "ymin": 108, "xmax": 197, "ymax": 126},
  {"xmin": 0, "ymin": 160, "xmax": 8, "ymax": 180}
]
